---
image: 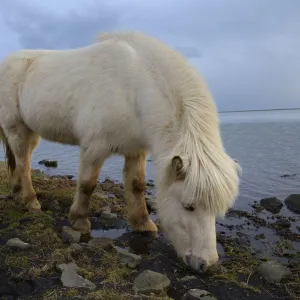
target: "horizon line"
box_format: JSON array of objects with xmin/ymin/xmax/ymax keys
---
[{"xmin": 219, "ymin": 107, "xmax": 300, "ymax": 113}]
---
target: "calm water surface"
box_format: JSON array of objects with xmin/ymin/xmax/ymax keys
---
[{"xmin": 1, "ymin": 110, "xmax": 300, "ymax": 212}]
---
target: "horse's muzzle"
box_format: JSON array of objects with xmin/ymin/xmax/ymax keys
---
[{"xmin": 185, "ymin": 254, "xmax": 208, "ymax": 274}]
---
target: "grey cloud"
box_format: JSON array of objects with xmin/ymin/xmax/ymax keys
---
[
  {"xmin": 0, "ymin": 0, "xmax": 121, "ymax": 49},
  {"xmin": 0, "ymin": 0, "xmax": 299, "ymax": 111}
]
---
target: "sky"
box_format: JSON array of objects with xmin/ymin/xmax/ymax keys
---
[{"xmin": 0, "ymin": 0, "xmax": 299, "ymax": 112}]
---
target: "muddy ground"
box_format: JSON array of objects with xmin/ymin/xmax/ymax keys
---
[{"xmin": 0, "ymin": 161, "xmax": 299, "ymax": 300}]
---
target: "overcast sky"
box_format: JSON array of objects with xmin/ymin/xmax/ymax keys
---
[{"xmin": 0, "ymin": 0, "xmax": 299, "ymax": 111}]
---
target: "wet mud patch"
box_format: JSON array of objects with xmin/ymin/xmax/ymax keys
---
[{"xmin": 0, "ymin": 162, "xmax": 299, "ymax": 299}]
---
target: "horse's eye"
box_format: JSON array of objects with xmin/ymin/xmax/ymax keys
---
[{"xmin": 183, "ymin": 204, "xmax": 195, "ymax": 212}]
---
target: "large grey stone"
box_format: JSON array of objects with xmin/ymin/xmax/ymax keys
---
[
  {"xmin": 58, "ymin": 262, "xmax": 96, "ymax": 290},
  {"xmin": 257, "ymin": 261, "xmax": 292, "ymax": 283},
  {"xmin": 133, "ymin": 270, "xmax": 170, "ymax": 292},
  {"xmin": 285, "ymin": 194, "xmax": 300, "ymax": 214},
  {"xmin": 260, "ymin": 197, "xmax": 283, "ymax": 214}
]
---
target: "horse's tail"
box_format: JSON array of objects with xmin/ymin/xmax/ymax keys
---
[{"xmin": 0, "ymin": 126, "xmax": 16, "ymax": 175}]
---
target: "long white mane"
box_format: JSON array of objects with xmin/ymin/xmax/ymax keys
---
[{"xmin": 96, "ymin": 31, "xmax": 241, "ymax": 216}]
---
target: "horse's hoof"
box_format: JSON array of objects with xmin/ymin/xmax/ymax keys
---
[
  {"xmin": 69, "ymin": 217, "xmax": 91, "ymax": 235},
  {"xmin": 26, "ymin": 199, "xmax": 42, "ymax": 212},
  {"xmin": 131, "ymin": 219, "xmax": 158, "ymax": 233}
]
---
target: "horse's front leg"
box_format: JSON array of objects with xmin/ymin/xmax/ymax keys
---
[
  {"xmin": 123, "ymin": 153, "xmax": 158, "ymax": 232},
  {"xmin": 68, "ymin": 148, "xmax": 105, "ymax": 234}
]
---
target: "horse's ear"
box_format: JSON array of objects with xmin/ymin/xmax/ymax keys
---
[
  {"xmin": 171, "ymin": 156, "xmax": 187, "ymax": 180},
  {"xmin": 172, "ymin": 156, "xmax": 183, "ymax": 172}
]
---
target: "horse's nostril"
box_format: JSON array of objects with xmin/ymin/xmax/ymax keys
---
[
  {"xmin": 185, "ymin": 255, "xmax": 208, "ymax": 274},
  {"xmin": 198, "ymin": 261, "xmax": 208, "ymax": 273}
]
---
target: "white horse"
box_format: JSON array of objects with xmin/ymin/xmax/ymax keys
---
[{"xmin": 0, "ymin": 31, "xmax": 241, "ymax": 273}]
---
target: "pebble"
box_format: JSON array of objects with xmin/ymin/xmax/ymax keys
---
[
  {"xmin": 87, "ymin": 237, "xmax": 113, "ymax": 250},
  {"xmin": 6, "ymin": 238, "xmax": 30, "ymax": 249},
  {"xmin": 257, "ymin": 260, "xmax": 292, "ymax": 283},
  {"xmin": 114, "ymin": 246, "xmax": 142, "ymax": 269},
  {"xmin": 62, "ymin": 226, "xmax": 81, "ymax": 244},
  {"xmin": 99, "ymin": 211, "xmax": 125, "ymax": 228},
  {"xmin": 133, "ymin": 270, "xmax": 170, "ymax": 292},
  {"xmin": 180, "ymin": 275, "xmax": 197, "ymax": 282},
  {"xmin": 58, "ymin": 262, "xmax": 96, "ymax": 290},
  {"xmin": 181, "ymin": 289, "xmax": 217, "ymax": 300},
  {"xmin": 93, "ymin": 192, "xmax": 108, "ymax": 200},
  {"xmin": 100, "ymin": 211, "xmax": 118, "ymax": 219},
  {"xmin": 107, "ymin": 193, "xmax": 117, "ymax": 199}
]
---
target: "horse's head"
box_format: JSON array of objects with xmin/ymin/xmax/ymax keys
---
[{"xmin": 156, "ymin": 154, "xmax": 241, "ymax": 273}]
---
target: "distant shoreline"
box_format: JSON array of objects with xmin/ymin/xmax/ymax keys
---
[{"xmin": 219, "ymin": 107, "xmax": 300, "ymax": 113}]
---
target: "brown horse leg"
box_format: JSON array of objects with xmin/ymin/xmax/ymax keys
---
[
  {"xmin": 123, "ymin": 153, "xmax": 157, "ymax": 232},
  {"xmin": 68, "ymin": 148, "xmax": 106, "ymax": 234}
]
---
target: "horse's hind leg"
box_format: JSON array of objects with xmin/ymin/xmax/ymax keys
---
[
  {"xmin": 123, "ymin": 153, "xmax": 158, "ymax": 232},
  {"xmin": 4, "ymin": 122, "xmax": 41, "ymax": 211},
  {"xmin": 68, "ymin": 148, "xmax": 106, "ymax": 234}
]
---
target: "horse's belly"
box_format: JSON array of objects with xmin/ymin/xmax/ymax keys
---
[{"xmin": 19, "ymin": 100, "xmax": 79, "ymax": 145}]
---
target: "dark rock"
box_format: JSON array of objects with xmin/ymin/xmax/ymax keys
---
[
  {"xmin": 62, "ymin": 226, "xmax": 81, "ymax": 244},
  {"xmin": 280, "ymin": 173, "xmax": 296, "ymax": 178},
  {"xmin": 45, "ymin": 161, "xmax": 57, "ymax": 167},
  {"xmin": 260, "ymin": 197, "xmax": 283, "ymax": 214},
  {"xmin": 285, "ymin": 194, "xmax": 300, "ymax": 214},
  {"xmin": 38, "ymin": 160, "xmax": 58, "ymax": 167},
  {"xmin": 87, "ymin": 237, "xmax": 113, "ymax": 250},
  {"xmin": 274, "ymin": 219, "xmax": 291, "ymax": 229},
  {"xmin": 38, "ymin": 160, "xmax": 48, "ymax": 164},
  {"xmin": 51, "ymin": 175, "xmax": 74, "ymax": 179}
]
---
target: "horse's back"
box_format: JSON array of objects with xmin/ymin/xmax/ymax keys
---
[{"xmin": 3, "ymin": 40, "xmax": 149, "ymax": 148}]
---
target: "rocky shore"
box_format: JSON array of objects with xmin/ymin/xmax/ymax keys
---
[{"xmin": 0, "ymin": 161, "xmax": 299, "ymax": 300}]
